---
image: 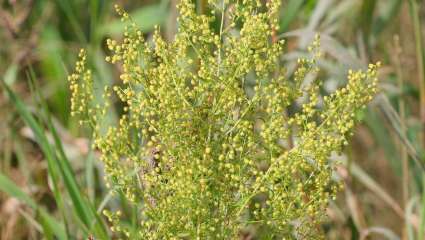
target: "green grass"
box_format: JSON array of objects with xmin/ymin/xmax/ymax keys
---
[{"xmin": 2, "ymin": 80, "xmax": 108, "ymax": 239}]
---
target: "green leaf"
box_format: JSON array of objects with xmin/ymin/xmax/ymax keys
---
[{"xmin": 279, "ymin": 0, "xmax": 305, "ymax": 32}]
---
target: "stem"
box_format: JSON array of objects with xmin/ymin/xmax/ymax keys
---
[
  {"xmin": 408, "ymin": 0, "xmax": 425, "ymax": 149},
  {"xmin": 197, "ymin": 0, "xmax": 207, "ymax": 14},
  {"xmin": 217, "ymin": 0, "xmax": 226, "ymax": 76},
  {"xmin": 394, "ymin": 35, "xmax": 409, "ymax": 240},
  {"xmin": 235, "ymin": 91, "xmax": 355, "ymax": 216}
]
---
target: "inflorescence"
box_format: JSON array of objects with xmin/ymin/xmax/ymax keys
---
[{"xmin": 69, "ymin": 1, "xmax": 379, "ymax": 239}]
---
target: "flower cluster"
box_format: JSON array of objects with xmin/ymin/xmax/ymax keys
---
[{"xmin": 69, "ymin": 1, "xmax": 379, "ymax": 239}]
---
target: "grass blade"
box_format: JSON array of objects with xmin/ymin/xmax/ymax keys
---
[
  {"xmin": 358, "ymin": 0, "xmax": 376, "ymax": 45},
  {"xmin": 3, "ymin": 80, "xmax": 108, "ymax": 238},
  {"xmin": 419, "ymin": 176, "xmax": 425, "ymax": 239},
  {"xmin": 279, "ymin": 0, "xmax": 305, "ymax": 32},
  {"xmin": 0, "ymin": 173, "xmax": 67, "ymax": 240},
  {"xmin": 28, "ymin": 69, "xmax": 109, "ymax": 238},
  {"xmin": 372, "ymin": 0, "xmax": 402, "ymax": 36},
  {"xmin": 0, "ymin": 173, "xmax": 36, "ymax": 209},
  {"xmin": 1, "ymin": 79, "xmax": 70, "ymax": 237},
  {"xmin": 408, "ymin": 0, "xmax": 425, "ymax": 149},
  {"xmin": 362, "ymin": 227, "xmax": 400, "ymax": 240},
  {"xmin": 406, "ymin": 197, "xmax": 418, "ymax": 240},
  {"xmin": 53, "ymin": 0, "xmax": 86, "ymax": 43}
]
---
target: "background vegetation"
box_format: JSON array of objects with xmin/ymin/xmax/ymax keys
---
[{"xmin": 0, "ymin": 0, "xmax": 424, "ymax": 239}]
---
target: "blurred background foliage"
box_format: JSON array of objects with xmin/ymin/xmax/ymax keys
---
[{"xmin": 0, "ymin": 0, "xmax": 425, "ymax": 239}]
